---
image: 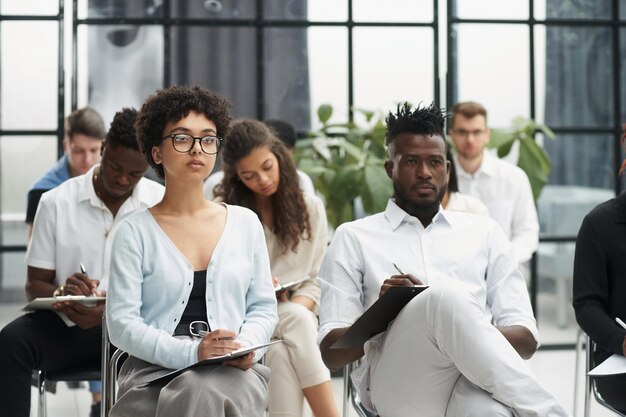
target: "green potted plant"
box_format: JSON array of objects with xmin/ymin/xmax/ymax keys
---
[
  {"xmin": 295, "ymin": 104, "xmax": 393, "ymax": 229},
  {"xmin": 486, "ymin": 117, "xmax": 555, "ymax": 200}
]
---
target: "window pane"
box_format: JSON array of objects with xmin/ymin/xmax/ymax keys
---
[
  {"xmin": 264, "ymin": 27, "xmax": 347, "ymax": 133},
  {"xmin": 622, "ymin": 0, "xmax": 626, "ymax": 20},
  {"xmin": 454, "ymin": 24, "xmax": 530, "ymax": 128},
  {"xmin": 544, "ymin": 26, "xmax": 612, "ymax": 128},
  {"xmin": 544, "ymin": 134, "xmax": 614, "ymax": 189},
  {"xmin": 170, "ymin": 26, "xmax": 257, "ymax": 121},
  {"xmin": 353, "ymin": 27, "xmax": 434, "ymax": 122},
  {"xmin": 455, "ymin": 0, "xmax": 528, "ymax": 20},
  {"xmin": 77, "ymin": 25, "xmax": 163, "ymax": 126},
  {"xmin": 307, "ymin": 28, "xmax": 348, "ymax": 131},
  {"xmin": 353, "ymin": 0, "xmax": 433, "ymax": 23},
  {"xmin": 538, "ymin": 0, "xmax": 611, "ymax": 20},
  {"xmin": 1, "ymin": 252, "xmax": 28, "ymax": 295},
  {"xmin": 1, "ymin": 136, "xmax": 57, "ymax": 215},
  {"xmin": 170, "ymin": 0, "xmax": 255, "ymax": 19},
  {"xmin": 1, "ymin": 22, "xmax": 58, "ymax": 130},
  {"xmin": 264, "ymin": 0, "xmax": 348, "ymax": 22},
  {"xmin": 80, "ymin": 0, "xmax": 163, "ymax": 19},
  {"xmin": 620, "ymin": 28, "xmax": 626, "ymax": 122},
  {"xmin": 0, "ymin": 0, "xmax": 58, "ymax": 15}
]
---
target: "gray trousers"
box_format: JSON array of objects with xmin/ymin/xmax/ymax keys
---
[{"xmin": 111, "ymin": 356, "xmax": 270, "ymax": 417}]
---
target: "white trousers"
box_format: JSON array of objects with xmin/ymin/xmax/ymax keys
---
[
  {"xmin": 267, "ymin": 301, "xmax": 331, "ymax": 417},
  {"xmin": 368, "ymin": 284, "xmax": 569, "ymax": 417}
]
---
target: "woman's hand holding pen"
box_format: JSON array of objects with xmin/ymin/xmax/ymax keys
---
[
  {"xmin": 379, "ymin": 263, "xmax": 423, "ymax": 298},
  {"xmin": 198, "ymin": 329, "xmax": 240, "ymax": 360}
]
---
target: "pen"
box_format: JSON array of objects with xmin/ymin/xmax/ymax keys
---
[
  {"xmin": 616, "ymin": 317, "xmax": 626, "ymax": 330},
  {"xmin": 80, "ymin": 263, "xmax": 87, "ymax": 275},
  {"xmin": 393, "ymin": 263, "xmax": 405, "ymax": 275}
]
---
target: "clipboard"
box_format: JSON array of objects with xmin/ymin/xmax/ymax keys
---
[
  {"xmin": 331, "ymin": 285, "xmax": 429, "ymax": 349},
  {"xmin": 23, "ymin": 296, "xmax": 106, "ymax": 311},
  {"xmin": 275, "ymin": 276, "xmax": 309, "ymax": 293},
  {"xmin": 143, "ymin": 339, "xmax": 283, "ymax": 386}
]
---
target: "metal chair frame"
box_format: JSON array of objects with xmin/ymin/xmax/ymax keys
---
[
  {"xmin": 573, "ymin": 329, "xmax": 626, "ymax": 417},
  {"xmin": 342, "ymin": 361, "xmax": 379, "ymax": 417}
]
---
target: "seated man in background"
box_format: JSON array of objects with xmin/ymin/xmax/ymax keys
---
[
  {"xmin": 0, "ymin": 108, "xmax": 164, "ymax": 417},
  {"xmin": 26, "ymin": 107, "xmax": 106, "ymax": 237},
  {"xmin": 204, "ymin": 119, "xmax": 315, "ymax": 199},
  {"xmin": 573, "ymin": 132, "xmax": 626, "ymax": 412},
  {"xmin": 449, "ymin": 102, "xmax": 539, "ymax": 272},
  {"xmin": 318, "ymin": 102, "xmax": 569, "ymax": 417}
]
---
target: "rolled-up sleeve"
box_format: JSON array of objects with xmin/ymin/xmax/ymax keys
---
[{"xmin": 485, "ymin": 224, "xmax": 540, "ymax": 346}]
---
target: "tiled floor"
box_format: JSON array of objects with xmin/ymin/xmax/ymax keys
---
[{"xmin": 0, "ymin": 302, "xmax": 619, "ymax": 417}]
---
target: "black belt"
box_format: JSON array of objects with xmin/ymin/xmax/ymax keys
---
[{"xmin": 173, "ymin": 321, "xmax": 209, "ymax": 337}]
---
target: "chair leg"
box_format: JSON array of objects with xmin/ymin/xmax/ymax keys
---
[
  {"xmin": 583, "ymin": 336, "xmax": 593, "ymax": 417},
  {"xmin": 343, "ymin": 364, "xmax": 351, "ymax": 417},
  {"xmin": 572, "ymin": 328, "xmax": 584, "ymax": 417},
  {"xmin": 37, "ymin": 370, "xmax": 47, "ymax": 417}
]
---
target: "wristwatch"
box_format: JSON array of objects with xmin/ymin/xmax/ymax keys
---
[{"xmin": 52, "ymin": 285, "xmax": 64, "ymax": 297}]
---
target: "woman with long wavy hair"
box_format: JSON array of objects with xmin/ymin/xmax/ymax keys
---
[{"xmin": 216, "ymin": 119, "xmax": 339, "ymax": 417}]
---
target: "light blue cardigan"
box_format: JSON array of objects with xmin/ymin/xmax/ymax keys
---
[{"xmin": 106, "ymin": 205, "xmax": 278, "ymax": 370}]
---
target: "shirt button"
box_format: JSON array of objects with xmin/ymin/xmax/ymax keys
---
[
  {"xmin": 188, "ymin": 282, "xmax": 191, "ymax": 286},
  {"xmin": 174, "ymin": 318, "xmax": 177, "ymax": 322},
  {"xmin": 182, "ymin": 301, "xmax": 185, "ymax": 304},
  {"xmin": 209, "ymin": 315, "xmax": 213, "ymax": 319},
  {"xmin": 208, "ymin": 297, "xmax": 213, "ymax": 302},
  {"xmin": 208, "ymin": 279, "xmax": 213, "ymax": 284}
]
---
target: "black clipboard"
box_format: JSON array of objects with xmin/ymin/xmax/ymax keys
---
[{"xmin": 331, "ymin": 285, "xmax": 428, "ymax": 349}]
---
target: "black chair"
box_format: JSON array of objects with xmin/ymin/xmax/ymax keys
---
[
  {"xmin": 36, "ymin": 365, "xmax": 101, "ymax": 417},
  {"xmin": 574, "ymin": 329, "xmax": 626, "ymax": 417},
  {"xmin": 36, "ymin": 315, "xmax": 126, "ymax": 417}
]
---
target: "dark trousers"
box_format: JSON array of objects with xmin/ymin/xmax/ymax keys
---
[{"xmin": 0, "ymin": 310, "xmax": 101, "ymax": 417}]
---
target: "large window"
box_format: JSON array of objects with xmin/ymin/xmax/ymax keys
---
[{"xmin": 2, "ymin": 0, "xmax": 625, "ymax": 348}]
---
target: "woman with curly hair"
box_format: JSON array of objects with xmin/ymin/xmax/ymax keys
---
[
  {"xmin": 105, "ymin": 86, "xmax": 278, "ymax": 417},
  {"xmin": 216, "ymin": 119, "xmax": 339, "ymax": 417}
]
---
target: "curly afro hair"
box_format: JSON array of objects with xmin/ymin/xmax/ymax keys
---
[
  {"xmin": 106, "ymin": 107, "xmax": 139, "ymax": 151},
  {"xmin": 385, "ymin": 102, "xmax": 447, "ymax": 147},
  {"xmin": 135, "ymin": 85, "xmax": 232, "ymax": 178}
]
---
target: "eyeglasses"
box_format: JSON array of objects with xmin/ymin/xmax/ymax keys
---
[
  {"xmin": 189, "ymin": 320, "xmax": 209, "ymax": 338},
  {"xmin": 162, "ymin": 134, "xmax": 222, "ymax": 155},
  {"xmin": 451, "ymin": 129, "xmax": 487, "ymax": 138}
]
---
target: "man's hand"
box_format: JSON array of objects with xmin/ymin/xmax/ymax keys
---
[
  {"xmin": 63, "ymin": 272, "xmax": 99, "ymax": 296},
  {"xmin": 622, "ymin": 335, "xmax": 626, "ymax": 356},
  {"xmin": 319, "ymin": 327, "xmax": 365, "ymax": 371},
  {"xmin": 497, "ymin": 325, "xmax": 537, "ymax": 359},
  {"xmin": 54, "ymin": 301, "xmax": 105, "ymax": 329},
  {"xmin": 379, "ymin": 273, "xmax": 423, "ymax": 298}
]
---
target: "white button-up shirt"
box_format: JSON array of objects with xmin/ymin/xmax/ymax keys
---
[
  {"xmin": 454, "ymin": 151, "xmax": 539, "ymax": 263},
  {"xmin": 317, "ymin": 199, "xmax": 539, "ymax": 346},
  {"xmin": 26, "ymin": 164, "xmax": 164, "ymax": 289}
]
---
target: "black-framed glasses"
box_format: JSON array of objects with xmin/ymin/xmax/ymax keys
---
[
  {"xmin": 162, "ymin": 134, "xmax": 222, "ymax": 155},
  {"xmin": 189, "ymin": 320, "xmax": 209, "ymax": 338}
]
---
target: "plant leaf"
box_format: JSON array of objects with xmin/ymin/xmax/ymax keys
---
[
  {"xmin": 518, "ymin": 138, "xmax": 552, "ymax": 200},
  {"xmin": 361, "ymin": 163, "xmax": 393, "ymax": 214},
  {"xmin": 317, "ymin": 104, "xmax": 333, "ymax": 125}
]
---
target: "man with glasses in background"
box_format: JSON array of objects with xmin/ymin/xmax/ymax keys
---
[
  {"xmin": 449, "ymin": 102, "xmax": 539, "ymax": 272},
  {"xmin": 26, "ymin": 107, "xmax": 106, "ymax": 238}
]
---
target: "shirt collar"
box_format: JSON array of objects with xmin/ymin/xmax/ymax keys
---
[
  {"xmin": 384, "ymin": 199, "xmax": 454, "ymax": 230},
  {"xmin": 455, "ymin": 150, "xmax": 496, "ymax": 178},
  {"xmin": 77, "ymin": 164, "xmax": 99, "ymax": 204},
  {"xmin": 76, "ymin": 164, "xmax": 154, "ymax": 208}
]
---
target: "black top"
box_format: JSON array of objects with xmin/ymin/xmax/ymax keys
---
[
  {"xmin": 25, "ymin": 189, "xmax": 49, "ymax": 224},
  {"xmin": 180, "ymin": 270, "xmax": 209, "ymax": 325},
  {"xmin": 573, "ymin": 191, "xmax": 626, "ymax": 358}
]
